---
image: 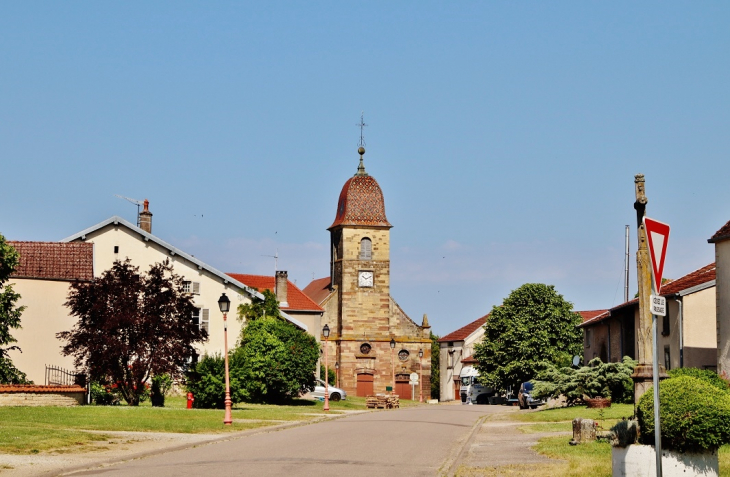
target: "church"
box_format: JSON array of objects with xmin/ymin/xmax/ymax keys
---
[{"xmin": 303, "ymin": 146, "xmax": 432, "ymax": 399}]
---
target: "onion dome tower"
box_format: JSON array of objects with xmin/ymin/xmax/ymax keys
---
[{"xmin": 329, "ymin": 146, "xmax": 392, "ymax": 230}]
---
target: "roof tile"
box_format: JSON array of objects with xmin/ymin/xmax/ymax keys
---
[
  {"xmin": 8, "ymin": 241, "xmax": 93, "ymax": 281},
  {"xmin": 302, "ymin": 277, "xmax": 333, "ymax": 305},
  {"xmin": 709, "ymin": 220, "xmax": 730, "ymax": 243},
  {"xmin": 439, "ymin": 314, "xmax": 488, "ymax": 342},
  {"xmin": 226, "ymin": 273, "xmax": 323, "ymax": 312}
]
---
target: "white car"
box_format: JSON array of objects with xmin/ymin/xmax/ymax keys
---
[{"xmin": 311, "ymin": 379, "xmax": 347, "ymax": 401}]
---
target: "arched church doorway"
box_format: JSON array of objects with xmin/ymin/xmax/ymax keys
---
[{"xmin": 395, "ymin": 374, "xmax": 411, "ymax": 400}]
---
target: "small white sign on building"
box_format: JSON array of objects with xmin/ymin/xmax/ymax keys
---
[{"xmin": 650, "ymin": 295, "xmax": 666, "ymax": 316}]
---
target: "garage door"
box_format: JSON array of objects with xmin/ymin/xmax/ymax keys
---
[{"xmin": 356, "ymin": 373, "xmax": 374, "ymax": 397}]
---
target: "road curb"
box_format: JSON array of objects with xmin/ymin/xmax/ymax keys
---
[{"xmin": 440, "ymin": 413, "xmax": 488, "ymax": 477}]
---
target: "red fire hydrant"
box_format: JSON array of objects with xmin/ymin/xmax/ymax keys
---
[{"xmin": 187, "ymin": 392, "xmax": 194, "ymax": 409}]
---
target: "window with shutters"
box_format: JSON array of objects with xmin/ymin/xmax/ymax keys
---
[
  {"xmin": 200, "ymin": 308, "xmax": 209, "ymax": 334},
  {"xmin": 183, "ymin": 281, "xmax": 201, "ymax": 295},
  {"xmin": 359, "ymin": 237, "xmax": 372, "ymax": 260},
  {"xmin": 191, "ymin": 308, "xmax": 210, "ymax": 335}
]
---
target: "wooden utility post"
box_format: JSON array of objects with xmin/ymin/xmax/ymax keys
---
[{"xmin": 630, "ymin": 174, "xmax": 667, "ymax": 402}]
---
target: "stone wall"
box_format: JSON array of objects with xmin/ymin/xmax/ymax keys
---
[{"xmin": 0, "ymin": 385, "xmax": 86, "ymax": 406}]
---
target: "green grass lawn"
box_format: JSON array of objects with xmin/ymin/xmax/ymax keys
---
[{"xmin": 0, "ymin": 394, "xmax": 422, "ymax": 455}]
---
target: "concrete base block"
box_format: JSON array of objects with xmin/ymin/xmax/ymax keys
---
[{"xmin": 612, "ymin": 444, "xmax": 718, "ymax": 477}]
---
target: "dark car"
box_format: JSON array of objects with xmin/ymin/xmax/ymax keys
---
[{"xmin": 518, "ymin": 382, "xmax": 543, "ymax": 409}]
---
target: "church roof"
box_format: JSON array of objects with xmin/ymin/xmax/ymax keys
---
[
  {"xmin": 328, "ymin": 154, "xmax": 392, "ymax": 229},
  {"xmin": 302, "ymin": 276, "xmax": 333, "ymax": 305}
]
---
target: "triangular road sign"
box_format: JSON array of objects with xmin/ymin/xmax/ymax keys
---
[{"xmin": 643, "ymin": 217, "xmax": 670, "ymax": 294}]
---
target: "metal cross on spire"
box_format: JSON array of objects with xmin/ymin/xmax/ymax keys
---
[{"xmin": 357, "ymin": 112, "xmax": 367, "ymax": 148}]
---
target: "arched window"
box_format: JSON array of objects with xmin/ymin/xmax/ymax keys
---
[{"xmin": 359, "ymin": 237, "xmax": 372, "ymax": 260}]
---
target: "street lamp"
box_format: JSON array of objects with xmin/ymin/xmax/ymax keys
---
[
  {"xmin": 323, "ymin": 324, "xmax": 330, "ymax": 412},
  {"xmin": 418, "ymin": 348, "xmax": 424, "ymax": 403},
  {"xmin": 218, "ymin": 293, "xmax": 232, "ymax": 426},
  {"xmin": 335, "ymin": 361, "xmax": 339, "ymax": 388},
  {"xmin": 390, "ymin": 338, "xmax": 396, "ymax": 395}
]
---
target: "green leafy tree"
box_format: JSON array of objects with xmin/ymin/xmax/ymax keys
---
[
  {"xmin": 59, "ymin": 259, "xmax": 207, "ymax": 406},
  {"xmin": 320, "ymin": 365, "xmax": 336, "ymax": 385},
  {"xmin": 231, "ymin": 317, "xmax": 319, "ymax": 404},
  {"xmin": 431, "ymin": 332, "xmax": 440, "ymax": 400},
  {"xmin": 472, "ymin": 283, "xmax": 583, "ymax": 394},
  {"xmin": 0, "ymin": 234, "xmax": 29, "ymax": 384},
  {"xmin": 237, "ymin": 289, "xmax": 281, "ymax": 323}
]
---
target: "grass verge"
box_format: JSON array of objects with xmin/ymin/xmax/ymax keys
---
[{"xmin": 0, "ymin": 394, "xmax": 414, "ymax": 454}]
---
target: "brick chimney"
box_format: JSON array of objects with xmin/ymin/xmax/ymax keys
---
[
  {"xmin": 275, "ymin": 271, "xmax": 289, "ymax": 308},
  {"xmin": 139, "ymin": 199, "xmax": 153, "ymax": 233}
]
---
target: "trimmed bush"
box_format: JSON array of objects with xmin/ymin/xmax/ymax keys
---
[
  {"xmin": 637, "ymin": 376, "xmax": 730, "ymax": 452},
  {"xmin": 667, "ymin": 367, "xmax": 729, "ymax": 392},
  {"xmin": 185, "ymin": 354, "xmax": 239, "ymax": 409}
]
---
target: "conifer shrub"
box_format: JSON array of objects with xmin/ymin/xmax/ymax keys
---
[{"xmin": 637, "ymin": 376, "xmax": 730, "ymax": 452}]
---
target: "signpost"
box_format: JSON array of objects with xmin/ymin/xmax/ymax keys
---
[
  {"xmin": 409, "ymin": 372, "xmax": 419, "ymax": 401},
  {"xmin": 643, "ymin": 217, "xmax": 670, "ymax": 477}
]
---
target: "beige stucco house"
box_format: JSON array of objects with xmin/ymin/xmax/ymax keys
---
[
  {"xmin": 6, "ymin": 242, "xmax": 94, "ymax": 384},
  {"xmin": 580, "ymin": 263, "xmax": 717, "ymax": 371},
  {"xmin": 60, "ymin": 211, "xmax": 317, "ymax": 361},
  {"xmin": 709, "ymin": 220, "xmax": 730, "ymax": 375},
  {"xmin": 437, "ymin": 315, "xmax": 487, "ymax": 402}
]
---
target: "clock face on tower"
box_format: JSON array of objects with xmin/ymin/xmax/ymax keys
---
[{"xmin": 358, "ymin": 270, "xmax": 374, "ymax": 288}]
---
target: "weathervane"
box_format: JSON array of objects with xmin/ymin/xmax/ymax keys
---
[{"xmin": 357, "ymin": 111, "xmax": 367, "ymax": 148}]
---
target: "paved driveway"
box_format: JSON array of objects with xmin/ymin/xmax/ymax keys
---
[{"xmin": 67, "ymin": 404, "xmax": 510, "ymax": 477}]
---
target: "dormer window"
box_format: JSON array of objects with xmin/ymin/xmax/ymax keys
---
[{"xmin": 359, "ymin": 237, "xmax": 372, "ymax": 260}]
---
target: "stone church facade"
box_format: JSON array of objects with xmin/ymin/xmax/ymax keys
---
[{"xmin": 303, "ymin": 147, "xmax": 431, "ymax": 400}]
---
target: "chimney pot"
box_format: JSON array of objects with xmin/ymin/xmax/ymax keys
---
[
  {"xmin": 275, "ymin": 271, "xmax": 289, "ymax": 308},
  {"xmin": 139, "ymin": 199, "xmax": 153, "ymax": 233}
]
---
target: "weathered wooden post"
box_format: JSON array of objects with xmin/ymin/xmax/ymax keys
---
[{"xmin": 630, "ymin": 174, "xmax": 667, "ymax": 403}]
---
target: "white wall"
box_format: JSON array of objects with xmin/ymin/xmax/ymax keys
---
[
  {"xmin": 6, "ymin": 279, "xmax": 77, "ymax": 384},
  {"xmin": 77, "ymin": 224, "xmax": 253, "ymax": 358}
]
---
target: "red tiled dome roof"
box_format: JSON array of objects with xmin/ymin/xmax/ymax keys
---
[{"xmin": 329, "ymin": 174, "xmax": 392, "ymax": 229}]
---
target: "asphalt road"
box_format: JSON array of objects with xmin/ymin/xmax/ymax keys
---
[{"xmin": 67, "ymin": 404, "xmax": 509, "ymax": 477}]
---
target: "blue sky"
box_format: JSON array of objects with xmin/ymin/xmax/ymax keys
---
[{"xmin": 2, "ymin": 2, "xmax": 729, "ymax": 335}]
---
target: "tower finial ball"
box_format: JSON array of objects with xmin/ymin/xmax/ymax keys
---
[{"xmin": 358, "ymin": 146, "xmax": 365, "ymax": 155}]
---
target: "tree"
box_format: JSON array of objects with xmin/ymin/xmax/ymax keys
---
[
  {"xmin": 58, "ymin": 259, "xmax": 207, "ymax": 405},
  {"xmin": 430, "ymin": 332, "xmax": 440, "ymax": 400},
  {"xmin": 0, "ymin": 234, "xmax": 29, "ymax": 384},
  {"xmin": 231, "ymin": 317, "xmax": 319, "ymax": 404},
  {"xmin": 237, "ymin": 289, "xmax": 281, "ymax": 323},
  {"xmin": 472, "ymin": 283, "xmax": 583, "ymax": 394}
]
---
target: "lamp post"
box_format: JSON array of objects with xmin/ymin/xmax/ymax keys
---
[
  {"xmin": 218, "ymin": 293, "xmax": 232, "ymax": 426},
  {"xmin": 335, "ymin": 361, "xmax": 339, "ymax": 389},
  {"xmin": 322, "ymin": 324, "xmax": 330, "ymax": 412},
  {"xmin": 390, "ymin": 338, "xmax": 396, "ymax": 394},
  {"xmin": 418, "ymin": 348, "xmax": 424, "ymax": 403}
]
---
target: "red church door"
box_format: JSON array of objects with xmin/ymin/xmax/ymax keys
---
[
  {"xmin": 357, "ymin": 373, "xmax": 374, "ymax": 397},
  {"xmin": 395, "ymin": 379, "xmax": 411, "ymax": 400}
]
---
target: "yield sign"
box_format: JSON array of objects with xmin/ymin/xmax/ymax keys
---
[{"xmin": 643, "ymin": 217, "xmax": 670, "ymax": 294}]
